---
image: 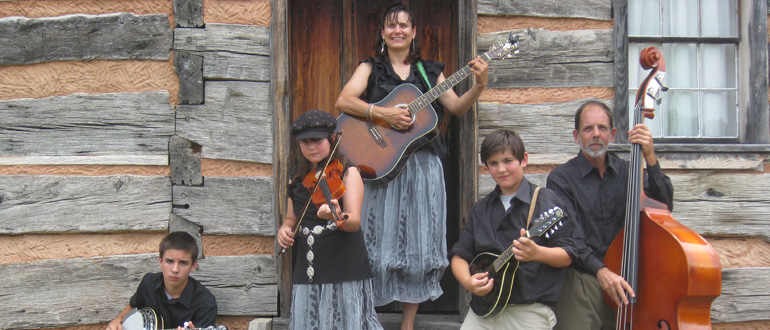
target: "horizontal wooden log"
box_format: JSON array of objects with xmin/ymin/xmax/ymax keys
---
[
  {"xmin": 712, "ymin": 267, "xmax": 770, "ymax": 323},
  {"xmin": 0, "ymin": 91, "xmax": 174, "ymax": 162},
  {"xmin": 0, "ymin": 13, "xmax": 172, "ymax": 66},
  {"xmin": 203, "ymin": 51, "xmax": 271, "ymax": 81},
  {"xmin": 0, "ymin": 155, "xmax": 168, "ymax": 166},
  {"xmin": 478, "ymin": 99, "xmax": 595, "ymax": 155},
  {"xmin": 0, "ymin": 254, "xmax": 276, "ymax": 329},
  {"xmin": 172, "ymin": 177, "xmax": 274, "ymax": 236},
  {"xmin": 174, "ymin": 24, "xmax": 270, "ymax": 55},
  {"xmin": 176, "ymin": 82, "xmax": 273, "ymax": 163},
  {"xmin": 477, "ymin": 0, "xmax": 611, "ymax": 21},
  {"xmin": 479, "ymin": 29, "xmax": 614, "ymax": 88},
  {"xmin": 0, "ymin": 175, "xmax": 171, "ymax": 234},
  {"xmin": 668, "ymin": 172, "xmax": 770, "ymax": 240}
]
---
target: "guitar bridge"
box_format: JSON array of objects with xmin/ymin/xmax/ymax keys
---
[{"xmin": 366, "ymin": 120, "xmax": 388, "ymax": 148}]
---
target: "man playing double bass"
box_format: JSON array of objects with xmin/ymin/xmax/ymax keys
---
[{"xmin": 547, "ymin": 100, "xmax": 674, "ymax": 330}]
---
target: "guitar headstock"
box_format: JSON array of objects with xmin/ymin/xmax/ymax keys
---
[
  {"xmin": 527, "ymin": 207, "xmax": 564, "ymax": 238},
  {"xmin": 484, "ymin": 32, "xmax": 520, "ymax": 61}
]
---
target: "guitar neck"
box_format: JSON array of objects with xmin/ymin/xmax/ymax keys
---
[{"xmin": 409, "ymin": 52, "xmax": 492, "ymax": 113}]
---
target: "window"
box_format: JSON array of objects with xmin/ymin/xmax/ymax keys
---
[{"xmin": 628, "ymin": 0, "xmax": 739, "ymax": 141}]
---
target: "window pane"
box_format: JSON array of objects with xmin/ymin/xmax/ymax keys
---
[
  {"xmin": 701, "ymin": 0, "xmax": 738, "ymax": 37},
  {"xmin": 701, "ymin": 91, "xmax": 737, "ymax": 137},
  {"xmin": 664, "ymin": 43, "xmax": 697, "ymax": 88},
  {"xmin": 664, "ymin": 91, "xmax": 699, "ymax": 137},
  {"xmin": 629, "ymin": 0, "xmax": 661, "ymax": 36},
  {"xmin": 663, "ymin": 0, "xmax": 698, "ymax": 37},
  {"xmin": 701, "ymin": 44, "xmax": 736, "ymax": 88}
]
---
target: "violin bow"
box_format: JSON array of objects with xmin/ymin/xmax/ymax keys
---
[{"xmin": 278, "ymin": 130, "xmax": 344, "ymax": 256}]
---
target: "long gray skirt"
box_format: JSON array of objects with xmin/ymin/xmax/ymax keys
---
[
  {"xmin": 290, "ymin": 279, "xmax": 383, "ymax": 330},
  {"xmin": 361, "ymin": 149, "xmax": 448, "ymax": 305}
]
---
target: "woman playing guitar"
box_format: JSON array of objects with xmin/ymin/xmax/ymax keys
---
[{"xmin": 334, "ymin": 4, "xmax": 489, "ymax": 329}]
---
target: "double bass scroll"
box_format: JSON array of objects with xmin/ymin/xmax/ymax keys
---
[{"xmin": 603, "ymin": 47, "xmax": 722, "ymax": 330}]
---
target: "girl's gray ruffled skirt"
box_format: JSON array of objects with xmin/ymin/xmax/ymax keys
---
[
  {"xmin": 290, "ymin": 279, "xmax": 383, "ymax": 330},
  {"xmin": 361, "ymin": 149, "xmax": 448, "ymax": 305}
]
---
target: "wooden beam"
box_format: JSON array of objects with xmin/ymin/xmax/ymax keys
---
[
  {"xmin": 176, "ymin": 82, "xmax": 273, "ymax": 163},
  {"xmin": 0, "ymin": 91, "xmax": 174, "ymax": 161},
  {"xmin": 479, "ymin": 29, "xmax": 614, "ymax": 88},
  {"xmin": 477, "ymin": 0, "xmax": 611, "ymax": 21},
  {"xmin": 0, "ymin": 13, "xmax": 171, "ymax": 66},
  {"xmin": 172, "ymin": 177, "xmax": 274, "ymax": 236},
  {"xmin": 0, "ymin": 175, "xmax": 171, "ymax": 234}
]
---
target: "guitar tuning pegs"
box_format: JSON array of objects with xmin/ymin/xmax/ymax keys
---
[{"xmin": 545, "ymin": 233, "xmax": 550, "ymax": 239}]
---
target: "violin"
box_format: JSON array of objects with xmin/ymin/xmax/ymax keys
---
[
  {"xmin": 278, "ymin": 131, "xmax": 347, "ymax": 256},
  {"xmin": 302, "ymin": 158, "xmax": 348, "ymax": 230}
]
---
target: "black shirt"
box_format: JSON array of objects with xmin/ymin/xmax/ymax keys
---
[
  {"xmin": 288, "ymin": 163, "xmax": 373, "ymax": 284},
  {"xmin": 546, "ymin": 152, "xmax": 674, "ymax": 275},
  {"xmin": 449, "ymin": 178, "xmax": 580, "ymax": 305},
  {"xmin": 129, "ymin": 272, "xmax": 217, "ymax": 327}
]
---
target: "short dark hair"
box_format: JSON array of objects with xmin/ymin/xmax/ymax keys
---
[
  {"xmin": 159, "ymin": 231, "xmax": 199, "ymax": 263},
  {"xmin": 480, "ymin": 129, "xmax": 526, "ymax": 165},
  {"xmin": 575, "ymin": 100, "xmax": 613, "ymax": 131}
]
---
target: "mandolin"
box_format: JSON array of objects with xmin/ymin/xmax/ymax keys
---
[
  {"xmin": 336, "ymin": 33, "xmax": 520, "ymax": 186},
  {"xmin": 468, "ymin": 207, "xmax": 563, "ymax": 318}
]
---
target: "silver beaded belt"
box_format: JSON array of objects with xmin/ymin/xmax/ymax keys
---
[{"xmin": 300, "ymin": 221, "xmax": 339, "ymax": 282}]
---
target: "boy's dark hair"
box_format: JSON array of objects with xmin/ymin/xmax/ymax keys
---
[
  {"xmin": 575, "ymin": 100, "xmax": 613, "ymax": 130},
  {"xmin": 480, "ymin": 129, "xmax": 526, "ymax": 165},
  {"xmin": 159, "ymin": 231, "xmax": 199, "ymax": 263}
]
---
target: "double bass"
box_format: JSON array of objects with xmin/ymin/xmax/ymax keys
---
[{"xmin": 603, "ymin": 47, "xmax": 722, "ymax": 329}]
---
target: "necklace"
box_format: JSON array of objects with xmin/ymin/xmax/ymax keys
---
[{"xmin": 393, "ymin": 64, "xmax": 411, "ymax": 80}]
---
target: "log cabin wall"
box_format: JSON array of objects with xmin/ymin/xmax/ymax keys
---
[
  {"xmin": 2, "ymin": 1, "xmax": 770, "ymax": 330},
  {"xmin": 0, "ymin": 1, "xmax": 274, "ymax": 330},
  {"xmin": 475, "ymin": 1, "xmax": 770, "ymax": 329}
]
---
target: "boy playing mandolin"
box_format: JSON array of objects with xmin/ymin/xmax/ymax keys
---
[
  {"xmin": 106, "ymin": 231, "xmax": 217, "ymax": 330},
  {"xmin": 449, "ymin": 129, "xmax": 580, "ymax": 330}
]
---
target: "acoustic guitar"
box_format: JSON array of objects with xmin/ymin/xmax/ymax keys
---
[
  {"xmin": 336, "ymin": 33, "xmax": 520, "ymax": 186},
  {"xmin": 121, "ymin": 307, "xmax": 227, "ymax": 330},
  {"xmin": 468, "ymin": 207, "xmax": 564, "ymax": 318}
]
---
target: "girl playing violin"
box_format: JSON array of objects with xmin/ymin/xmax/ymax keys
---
[{"xmin": 277, "ymin": 109, "xmax": 383, "ymax": 330}]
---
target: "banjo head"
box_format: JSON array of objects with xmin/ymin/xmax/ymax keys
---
[{"xmin": 122, "ymin": 307, "xmax": 161, "ymax": 330}]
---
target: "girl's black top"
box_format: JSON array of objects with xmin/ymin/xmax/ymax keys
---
[{"xmin": 288, "ymin": 162, "xmax": 373, "ymax": 284}]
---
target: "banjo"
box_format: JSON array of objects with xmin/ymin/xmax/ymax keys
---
[{"xmin": 122, "ymin": 308, "xmax": 228, "ymax": 330}]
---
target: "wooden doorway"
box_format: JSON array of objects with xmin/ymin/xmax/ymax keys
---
[{"xmin": 280, "ymin": 0, "xmax": 477, "ymax": 316}]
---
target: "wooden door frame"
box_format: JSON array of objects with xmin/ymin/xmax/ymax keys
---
[{"xmin": 272, "ymin": 0, "xmax": 478, "ymax": 318}]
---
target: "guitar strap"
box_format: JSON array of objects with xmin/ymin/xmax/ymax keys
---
[
  {"xmin": 525, "ymin": 187, "xmax": 541, "ymax": 237},
  {"xmin": 416, "ymin": 61, "xmax": 432, "ymax": 89}
]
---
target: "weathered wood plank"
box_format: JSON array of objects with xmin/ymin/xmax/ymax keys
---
[
  {"xmin": 172, "ymin": 177, "xmax": 274, "ymax": 236},
  {"xmin": 173, "ymin": 0, "xmax": 204, "ymax": 28},
  {"xmin": 175, "ymin": 50, "xmax": 204, "ymax": 105},
  {"xmin": 0, "ymin": 91, "xmax": 174, "ymax": 161},
  {"xmin": 0, "ymin": 175, "xmax": 171, "ymax": 234},
  {"xmin": 712, "ymin": 267, "xmax": 770, "ymax": 323},
  {"xmin": 479, "ymin": 29, "xmax": 614, "ymax": 88},
  {"xmin": 0, "ymin": 155, "xmax": 168, "ymax": 166},
  {"xmin": 203, "ymin": 51, "xmax": 271, "ymax": 81},
  {"xmin": 176, "ymin": 82, "xmax": 273, "ymax": 163},
  {"xmin": 668, "ymin": 172, "xmax": 770, "ymax": 240},
  {"xmin": 0, "ymin": 254, "xmax": 276, "ymax": 329},
  {"xmin": 477, "ymin": 0, "xmax": 611, "ymax": 21},
  {"xmin": 478, "ymin": 99, "xmax": 594, "ymax": 155},
  {"xmin": 169, "ymin": 135, "xmax": 203, "ymax": 186},
  {"xmin": 175, "ymin": 24, "xmax": 271, "ymax": 55},
  {"xmin": 0, "ymin": 13, "xmax": 172, "ymax": 66}
]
